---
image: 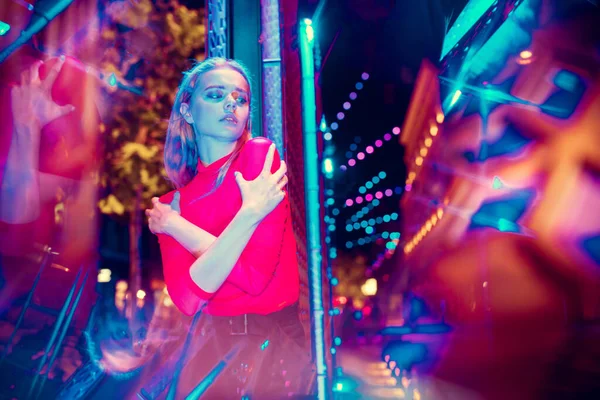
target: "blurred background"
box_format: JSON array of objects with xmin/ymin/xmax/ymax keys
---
[{"xmin": 0, "ymin": 0, "xmax": 599, "ymax": 399}]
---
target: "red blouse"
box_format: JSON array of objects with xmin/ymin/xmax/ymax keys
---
[{"xmin": 158, "ymin": 137, "xmax": 300, "ymax": 317}]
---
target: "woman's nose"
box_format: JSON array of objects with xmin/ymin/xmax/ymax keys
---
[{"xmin": 224, "ymin": 93, "xmax": 238, "ymax": 111}]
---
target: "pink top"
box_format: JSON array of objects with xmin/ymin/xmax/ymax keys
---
[{"xmin": 158, "ymin": 137, "xmax": 300, "ymax": 316}]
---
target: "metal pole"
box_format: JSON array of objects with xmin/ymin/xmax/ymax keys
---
[
  {"xmin": 299, "ymin": 19, "xmax": 329, "ymax": 400},
  {"xmin": 0, "ymin": 0, "xmax": 75, "ymax": 63}
]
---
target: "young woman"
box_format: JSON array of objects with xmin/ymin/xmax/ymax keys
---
[{"xmin": 146, "ymin": 57, "xmax": 308, "ymax": 398}]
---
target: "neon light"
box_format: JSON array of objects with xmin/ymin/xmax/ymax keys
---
[
  {"xmin": 323, "ymin": 158, "xmax": 334, "ymax": 174},
  {"xmin": 299, "ymin": 19, "xmax": 329, "ymax": 399},
  {"xmin": 441, "ymin": 0, "xmax": 497, "ymax": 59},
  {"xmin": 450, "ymin": 89, "xmax": 462, "ymax": 107},
  {"xmin": 0, "ymin": 21, "xmax": 10, "ymax": 36}
]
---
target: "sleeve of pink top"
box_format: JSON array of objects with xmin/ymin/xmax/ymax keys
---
[
  {"xmin": 157, "ymin": 190, "xmax": 211, "ymax": 316},
  {"xmin": 224, "ymin": 138, "xmax": 288, "ymax": 296}
]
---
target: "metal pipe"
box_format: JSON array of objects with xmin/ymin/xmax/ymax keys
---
[
  {"xmin": 299, "ymin": 18, "xmax": 330, "ymax": 400},
  {"xmin": 0, "ymin": 0, "xmax": 75, "ymax": 63}
]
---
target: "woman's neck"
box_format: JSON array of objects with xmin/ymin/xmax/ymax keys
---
[{"xmin": 196, "ymin": 136, "xmax": 238, "ymax": 167}]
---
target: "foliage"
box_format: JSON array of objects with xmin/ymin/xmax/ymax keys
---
[
  {"xmin": 97, "ymin": 0, "xmax": 206, "ymax": 215},
  {"xmin": 332, "ymin": 253, "xmax": 369, "ymax": 302}
]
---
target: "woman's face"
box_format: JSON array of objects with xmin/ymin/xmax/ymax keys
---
[{"xmin": 182, "ymin": 67, "xmax": 250, "ymax": 143}]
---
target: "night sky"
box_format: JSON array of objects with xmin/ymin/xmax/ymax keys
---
[{"xmin": 298, "ymin": 0, "xmax": 469, "ymax": 257}]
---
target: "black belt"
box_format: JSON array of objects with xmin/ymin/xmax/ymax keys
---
[{"xmin": 210, "ymin": 303, "xmax": 299, "ymax": 336}]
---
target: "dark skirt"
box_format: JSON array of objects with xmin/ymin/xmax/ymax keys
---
[{"xmin": 168, "ymin": 303, "xmax": 313, "ymax": 400}]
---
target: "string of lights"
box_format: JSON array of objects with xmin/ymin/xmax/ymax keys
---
[
  {"xmin": 345, "ymin": 212, "xmax": 399, "ymax": 232},
  {"xmin": 345, "ymin": 199, "xmax": 380, "ymax": 224},
  {"xmin": 345, "ymin": 231, "xmax": 400, "ymax": 249},
  {"xmin": 343, "ymin": 127, "xmax": 401, "ymax": 169},
  {"xmin": 345, "ymin": 186, "xmax": 402, "ymax": 208},
  {"xmin": 404, "ymin": 207, "xmax": 444, "ymax": 255},
  {"xmin": 405, "ymin": 113, "xmax": 444, "ymax": 190},
  {"xmin": 358, "ymin": 171, "xmax": 387, "ymax": 193},
  {"xmin": 329, "ymin": 72, "xmax": 370, "ymax": 134}
]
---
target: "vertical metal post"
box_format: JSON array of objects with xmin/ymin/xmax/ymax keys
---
[
  {"xmin": 206, "ymin": 0, "xmax": 228, "ymax": 58},
  {"xmin": 299, "ymin": 19, "xmax": 329, "ymax": 400},
  {"xmin": 260, "ymin": 0, "xmax": 285, "ymax": 155}
]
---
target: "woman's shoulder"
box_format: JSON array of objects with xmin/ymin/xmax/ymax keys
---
[
  {"xmin": 241, "ymin": 137, "xmax": 275, "ymax": 155},
  {"xmin": 238, "ymin": 137, "xmax": 281, "ymax": 179}
]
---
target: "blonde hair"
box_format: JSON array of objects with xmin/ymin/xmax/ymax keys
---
[{"xmin": 164, "ymin": 57, "xmax": 254, "ymax": 191}]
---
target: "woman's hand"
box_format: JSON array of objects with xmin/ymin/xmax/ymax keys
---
[
  {"xmin": 146, "ymin": 192, "xmax": 181, "ymax": 235},
  {"xmin": 235, "ymin": 144, "xmax": 288, "ymax": 225},
  {"xmin": 11, "ymin": 59, "xmax": 75, "ymax": 130}
]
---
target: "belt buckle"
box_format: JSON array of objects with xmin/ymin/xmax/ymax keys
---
[{"xmin": 229, "ymin": 314, "xmax": 248, "ymax": 335}]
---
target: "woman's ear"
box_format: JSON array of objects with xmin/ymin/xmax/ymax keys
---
[{"xmin": 180, "ymin": 103, "xmax": 194, "ymax": 124}]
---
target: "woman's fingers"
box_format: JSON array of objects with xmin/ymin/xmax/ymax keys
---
[
  {"xmin": 271, "ymin": 160, "xmax": 287, "ymax": 182},
  {"xmin": 260, "ymin": 144, "xmax": 276, "ymax": 176},
  {"xmin": 42, "ymin": 59, "xmax": 64, "ymax": 91},
  {"xmin": 30, "ymin": 61, "xmax": 42, "ymax": 84},
  {"xmin": 276, "ymin": 175, "xmax": 288, "ymax": 191}
]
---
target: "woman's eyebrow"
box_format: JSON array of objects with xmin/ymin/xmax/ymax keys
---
[{"xmin": 203, "ymin": 85, "xmax": 248, "ymax": 94}]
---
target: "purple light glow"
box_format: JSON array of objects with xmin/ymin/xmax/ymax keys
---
[
  {"xmin": 375, "ymin": 140, "xmax": 383, "ymax": 147},
  {"xmin": 361, "ymin": 72, "xmax": 370, "ymax": 80},
  {"xmin": 349, "ymin": 92, "xmax": 357, "ymax": 100},
  {"xmin": 337, "ymin": 112, "xmax": 345, "ymax": 120},
  {"xmin": 340, "ymin": 165, "xmax": 347, "ymax": 171},
  {"xmin": 343, "ymin": 102, "xmax": 351, "ymax": 110},
  {"xmin": 384, "ymin": 133, "xmax": 392, "ymax": 141},
  {"xmin": 385, "ymin": 189, "xmax": 393, "ymax": 197}
]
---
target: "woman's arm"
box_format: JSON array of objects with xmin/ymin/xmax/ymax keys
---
[
  {"xmin": 147, "ymin": 193, "xmax": 217, "ymax": 257},
  {"xmin": 189, "ymin": 206, "xmax": 262, "ymax": 293},
  {"xmin": 1, "ymin": 60, "xmax": 74, "ymax": 224},
  {"xmin": 164, "ymin": 213, "xmax": 216, "ymax": 257},
  {"xmin": 1, "ymin": 122, "xmax": 41, "ymax": 223},
  {"xmin": 189, "ymin": 143, "xmax": 287, "ymax": 294},
  {"xmin": 152, "ymin": 140, "xmax": 288, "ymax": 300}
]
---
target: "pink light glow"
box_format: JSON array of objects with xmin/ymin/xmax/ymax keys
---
[
  {"xmin": 365, "ymin": 194, "xmax": 373, "ymax": 201},
  {"xmin": 356, "ymin": 196, "xmax": 364, "ymax": 204},
  {"xmin": 357, "ymin": 152, "xmax": 365, "ymax": 160},
  {"xmin": 346, "ymin": 199, "xmax": 353, "ymax": 206},
  {"xmin": 405, "ymin": 184, "xmax": 412, "ymax": 192},
  {"xmin": 392, "ymin": 127, "xmax": 401, "ymax": 135},
  {"xmin": 375, "ymin": 140, "xmax": 383, "ymax": 147},
  {"xmin": 384, "ymin": 133, "xmax": 392, "ymax": 141},
  {"xmin": 385, "ymin": 189, "xmax": 393, "ymax": 197},
  {"xmin": 366, "ymin": 146, "xmax": 374, "ymax": 153},
  {"xmin": 348, "ymin": 159, "xmax": 356, "ymax": 166},
  {"xmin": 375, "ymin": 191, "xmax": 383, "ymax": 199},
  {"xmin": 337, "ymin": 112, "xmax": 345, "ymax": 120}
]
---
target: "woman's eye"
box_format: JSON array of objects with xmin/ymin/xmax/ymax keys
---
[
  {"xmin": 237, "ymin": 97, "xmax": 248, "ymax": 105},
  {"xmin": 207, "ymin": 91, "xmax": 223, "ymax": 100}
]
